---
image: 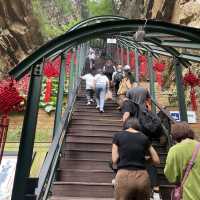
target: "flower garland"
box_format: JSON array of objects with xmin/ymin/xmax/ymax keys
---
[
  {"xmin": 153, "ymin": 61, "xmax": 165, "ymax": 87},
  {"xmin": 139, "ymin": 55, "xmax": 147, "ymax": 77},
  {"xmin": 0, "ymin": 79, "xmax": 24, "ymax": 164},
  {"xmin": 183, "ymin": 70, "xmax": 200, "ymax": 111}
]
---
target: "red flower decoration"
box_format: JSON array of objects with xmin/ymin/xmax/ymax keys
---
[
  {"xmin": 183, "ymin": 71, "xmax": 199, "ymax": 88},
  {"xmin": 183, "ymin": 71, "xmax": 200, "ymax": 111},
  {"xmin": 0, "ymin": 79, "xmax": 24, "ymax": 114}
]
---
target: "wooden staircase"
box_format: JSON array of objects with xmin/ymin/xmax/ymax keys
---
[{"xmin": 50, "ymin": 87, "xmax": 173, "ymax": 200}]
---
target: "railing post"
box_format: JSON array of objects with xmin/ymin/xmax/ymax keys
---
[
  {"xmin": 148, "ymin": 52, "xmax": 156, "ymax": 112},
  {"xmin": 134, "ymin": 48, "xmax": 139, "ymax": 84},
  {"xmin": 174, "ymin": 59, "xmax": 188, "ymax": 121},
  {"xmin": 53, "ymin": 53, "xmax": 66, "ymax": 137},
  {"xmin": 11, "ymin": 63, "xmax": 43, "ymax": 200}
]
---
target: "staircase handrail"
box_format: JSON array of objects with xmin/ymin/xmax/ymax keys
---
[
  {"xmin": 151, "ymin": 98, "xmax": 176, "ymax": 124},
  {"xmin": 35, "ymin": 78, "xmax": 81, "ymax": 200},
  {"xmin": 151, "ymin": 98, "xmax": 176, "ymax": 148}
]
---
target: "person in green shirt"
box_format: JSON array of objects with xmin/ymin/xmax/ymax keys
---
[{"xmin": 164, "ymin": 122, "xmax": 200, "ymax": 200}]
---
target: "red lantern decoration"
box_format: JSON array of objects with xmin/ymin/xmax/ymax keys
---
[
  {"xmin": 129, "ymin": 50, "xmax": 135, "ymax": 70},
  {"xmin": 43, "ymin": 56, "xmax": 61, "ymax": 103},
  {"xmin": 0, "ymin": 79, "xmax": 24, "ymax": 163},
  {"xmin": 139, "ymin": 55, "xmax": 147, "ymax": 77},
  {"xmin": 183, "ymin": 71, "xmax": 200, "ymax": 111},
  {"xmin": 153, "ymin": 61, "xmax": 165, "ymax": 87}
]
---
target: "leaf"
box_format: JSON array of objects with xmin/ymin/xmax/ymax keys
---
[{"xmin": 44, "ymin": 105, "xmax": 55, "ymax": 113}]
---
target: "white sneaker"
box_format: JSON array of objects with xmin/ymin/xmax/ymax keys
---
[
  {"xmin": 96, "ymin": 105, "xmax": 99, "ymax": 109},
  {"xmin": 87, "ymin": 102, "xmax": 91, "ymax": 105},
  {"xmin": 152, "ymin": 192, "xmax": 162, "ymax": 200}
]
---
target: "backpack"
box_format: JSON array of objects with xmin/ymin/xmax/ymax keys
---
[
  {"xmin": 133, "ymin": 102, "xmax": 162, "ymax": 138},
  {"xmin": 114, "ymin": 71, "xmax": 123, "ymax": 83},
  {"xmin": 104, "ymin": 65, "xmax": 115, "ymax": 74}
]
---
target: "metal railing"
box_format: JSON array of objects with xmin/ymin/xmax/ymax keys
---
[{"xmin": 35, "ymin": 44, "xmax": 88, "ymax": 200}]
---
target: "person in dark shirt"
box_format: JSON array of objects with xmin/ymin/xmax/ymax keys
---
[
  {"xmin": 112, "ymin": 118, "xmax": 160, "ymax": 200},
  {"xmin": 122, "ymin": 86, "xmax": 151, "ymax": 122}
]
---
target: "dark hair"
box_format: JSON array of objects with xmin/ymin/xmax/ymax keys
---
[
  {"xmin": 171, "ymin": 122, "xmax": 194, "ymax": 142},
  {"xmin": 123, "ymin": 118, "xmax": 141, "ymax": 131}
]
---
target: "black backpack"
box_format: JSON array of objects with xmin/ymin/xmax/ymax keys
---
[
  {"xmin": 114, "ymin": 71, "xmax": 123, "ymax": 83},
  {"xmin": 134, "ymin": 102, "xmax": 162, "ymax": 138}
]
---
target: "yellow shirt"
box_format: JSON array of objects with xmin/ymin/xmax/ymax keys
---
[{"xmin": 164, "ymin": 139, "xmax": 200, "ymax": 200}]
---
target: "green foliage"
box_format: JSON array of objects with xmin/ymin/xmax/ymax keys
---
[
  {"xmin": 32, "ymin": 0, "xmax": 80, "ymax": 39},
  {"xmin": 87, "ymin": 0, "xmax": 113, "ymax": 17},
  {"xmin": 55, "ymin": 0, "xmax": 73, "ymax": 15},
  {"xmin": 39, "ymin": 77, "xmax": 69, "ymax": 113}
]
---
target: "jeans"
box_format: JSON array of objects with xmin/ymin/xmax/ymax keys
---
[
  {"xmin": 95, "ymin": 84, "xmax": 107, "ymax": 111},
  {"xmin": 146, "ymin": 164, "xmax": 159, "ymax": 188}
]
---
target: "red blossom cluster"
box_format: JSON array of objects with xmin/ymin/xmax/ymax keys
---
[
  {"xmin": 0, "ymin": 79, "xmax": 24, "ymax": 114},
  {"xmin": 183, "ymin": 71, "xmax": 200, "ymax": 87}
]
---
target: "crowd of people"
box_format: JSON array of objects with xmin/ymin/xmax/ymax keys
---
[{"xmin": 81, "ymin": 48, "xmax": 200, "ymax": 200}]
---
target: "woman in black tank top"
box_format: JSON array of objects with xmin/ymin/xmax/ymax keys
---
[{"xmin": 112, "ymin": 118, "xmax": 160, "ymax": 200}]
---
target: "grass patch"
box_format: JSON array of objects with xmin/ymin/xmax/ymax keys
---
[{"xmin": 4, "ymin": 142, "xmax": 50, "ymax": 177}]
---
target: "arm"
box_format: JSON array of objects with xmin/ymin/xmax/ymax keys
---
[
  {"xmin": 148, "ymin": 145, "xmax": 160, "ymax": 166},
  {"xmin": 112, "ymin": 144, "xmax": 119, "ymax": 165},
  {"xmin": 122, "ymin": 112, "xmax": 130, "ymax": 123}
]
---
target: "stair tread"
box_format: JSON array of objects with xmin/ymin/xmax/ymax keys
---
[
  {"xmin": 50, "ymin": 197, "xmax": 114, "ymax": 200},
  {"xmin": 54, "ymin": 182, "xmax": 112, "ymax": 186}
]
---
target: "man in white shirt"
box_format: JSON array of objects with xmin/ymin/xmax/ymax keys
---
[
  {"xmin": 81, "ymin": 73, "xmax": 95, "ymax": 105},
  {"xmin": 94, "ymin": 69, "xmax": 109, "ymax": 112}
]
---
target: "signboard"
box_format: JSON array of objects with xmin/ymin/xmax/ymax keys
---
[
  {"xmin": 170, "ymin": 111, "xmax": 197, "ymax": 123},
  {"xmin": 107, "ymin": 38, "xmax": 117, "ymax": 44},
  {"xmin": 0, "ymin": 156, "xmax": 17, "ymax": 200}
]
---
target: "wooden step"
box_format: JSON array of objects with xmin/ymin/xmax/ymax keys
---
[
  {"xmin": 58, "ymin": 159, "xmax": 111, "ymax": 170},
  {"xmin": 71, "ymin": 120, "xmax": 122, "ymax": 126},
  {"xmin": 72, "ymin": 111, "xmax": 122, "ymax": 117},
  {"xmin": 50, "ymin": 197, "xmax": 114, "ymax": 200},
  {"xmin": 52, "ymin": 182, "xmax": 114, "ymax": 198},
  {"xmin": 66, "ymin": 136, "xmax": 112, "ymax": 144},
  {"xmin": 68, "ymin": 126, "xmax": 121, "ymax": 131},
  {"xmin": 57, "ymin": 169, "xmax": 114, "ymax": 183}
]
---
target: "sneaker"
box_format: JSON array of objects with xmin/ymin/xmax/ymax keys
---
[
  {"xmin": 90, "ymin": 99, "xmax": 95, "ymax": 103},
  {"xmin": 111, "ymin": 178, "xmax": 115, "ymax": 187},
  {"xmin": 87, "ymin": 102, "xmax": 91, "ymax": 105},
  {"xmin": 96, "ymin": 105, "xmax": 100, "ymax": 109},
  {"xmin": 152, "ymin": 192, "xmax": 162, "ymax": 200},
  {"xmin": 100, "ymin": 110, "xmax": 104, "ymax": 113}
]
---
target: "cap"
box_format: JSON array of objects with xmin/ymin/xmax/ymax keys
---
[{"xmin": 124, "ymin": 65, "xmax": 131, "ymax": 71}]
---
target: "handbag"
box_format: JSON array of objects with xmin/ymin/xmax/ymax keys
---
[
  {"xmin": 171, "ymin": 142, "xmax": 200, "ymax": 200},
  {"xmin": 105, "ymin": 90, "xmax": 113, "ymax": 101}
]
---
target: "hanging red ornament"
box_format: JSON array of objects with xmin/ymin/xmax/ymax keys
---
[
  {"xmin": 0, "ymin": 79, "xmax": 24, "ymax": 163},
  {"xmin": 153, "ymin": 61, "xmax": 165, "ymax": 87},
  {"xmin": 183, "ymin": 70, "xmax": 200, "ymax": 111},
  {"xmin": 139, "ymin": 55, "xmax": 147, "ymax": 77},
  {"xmin": 43, "ymin": 57, "xmax": 61, "ymax": 103},
  {"xmin": 129, "ymin": 50, "xmax": 135, "ymax": 70},
  {"xmin": 123, "ymin": 49, "xmax": 127, "ymax": 65}
]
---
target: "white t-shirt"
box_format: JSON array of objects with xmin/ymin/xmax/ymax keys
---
[
  {"xmin": 82, "ymin": 74, "xmax": 95, "ymax": 89},
  {"xmin": 94, "ymin": 74, "xmax": 109, "ymax": 87}
]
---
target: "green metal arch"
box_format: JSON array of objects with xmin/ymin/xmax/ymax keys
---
[
  {"xmin": 10, "ymin": 19, "xmax": 200, "ymax": 79},
  {"xmin": 68, "ymin": 15, "xmax": 128, "ymax": 31}
]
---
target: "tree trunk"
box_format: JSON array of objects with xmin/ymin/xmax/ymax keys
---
[{"xmin": 0, "ymin": 0, "xmax": 43, "ymax": 77}]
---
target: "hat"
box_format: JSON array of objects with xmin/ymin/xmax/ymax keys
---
[{"xmin": 124, "ymin": 65, "xmax": 131, "ymax": 71}]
